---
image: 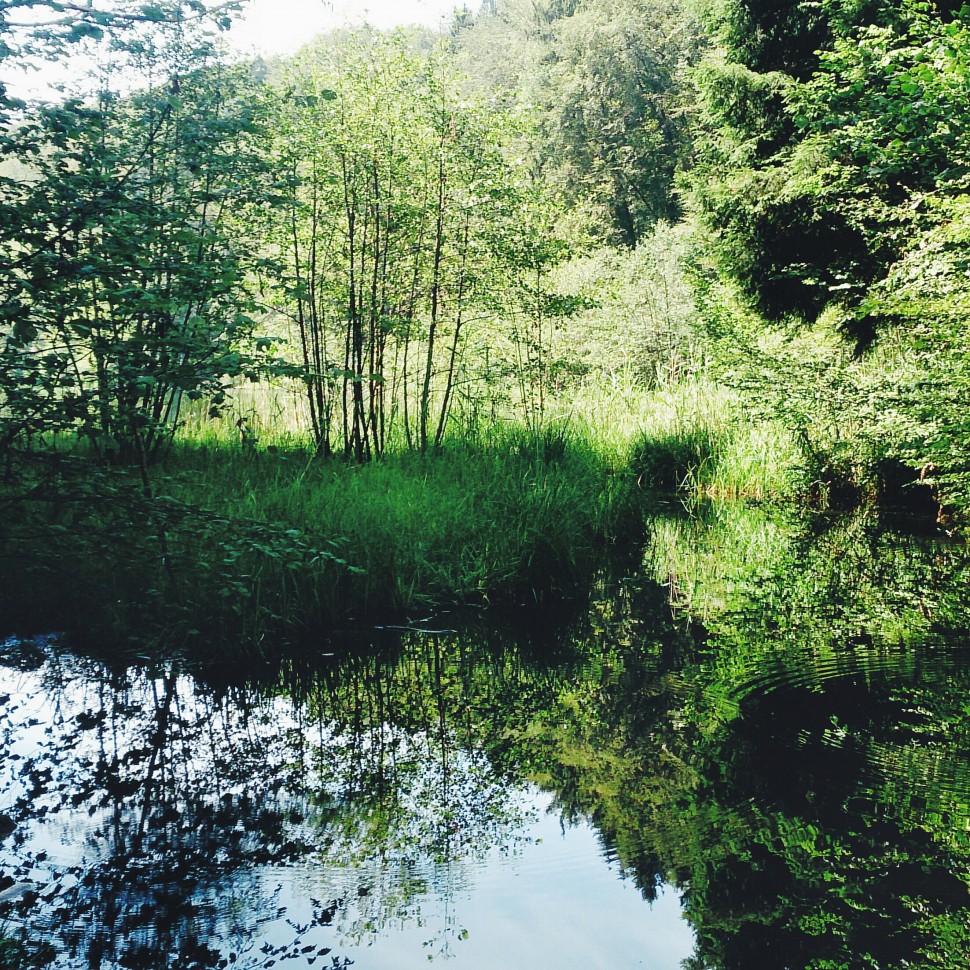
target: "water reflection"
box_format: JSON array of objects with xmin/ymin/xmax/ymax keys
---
[
  {"xmin": 641, "ymin": 505, "xmax": 970, "ymax": 970},
  {"xmin": 0, "ymin": 630, "xmax": 692, "ymax": 969},
  {"xmin": 2, "ymin": 504, "xmax": 970, "ymax": 969}
]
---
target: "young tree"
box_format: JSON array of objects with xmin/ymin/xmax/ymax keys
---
[
  {"xmin": 270, "ymin": 32, "xmax": 556, "ymax": 457},
  {"xmin": 0, "ymin": 6, "xmax": 276, "ymax": 463}
]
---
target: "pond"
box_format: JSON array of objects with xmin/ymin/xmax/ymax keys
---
[{"xmin": 2, "ymin": 503, "xmax": 970, "ymax": 970}]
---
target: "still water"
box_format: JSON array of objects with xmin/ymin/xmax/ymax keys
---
[{"xmin": 1, "ymin": 504, "xmax": 969, "ymax": 970}]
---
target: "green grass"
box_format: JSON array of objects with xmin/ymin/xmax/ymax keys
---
[
  {"xmin": 0, "ymin": 421, "xmax": 643, "ymax": 652},
  {"xmin": 163, "ymin": 420, "xmax": 643, "ymax": 635},
  {"xmin": 625, "ymin": 380, "xmax": 805, "ymax": 501},
  {"xmin": 0, "ymin": 378, "xmax": 812, "ymax": 655}
]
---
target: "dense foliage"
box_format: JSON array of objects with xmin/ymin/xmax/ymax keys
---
[
  {"xmin": 0, "ymin": 0, "xmax": 967, "ymax": 643},
  {"xmin": 691, "ymin": 0, "xmax": 970, "ymax": 512},
  {"xmin": 0, "ymin": 2, "xmax": 274, "ymax": 462},
  {"xmin": 454, "ymin": 0, "xmax": 700, "ymax": 244},
  {"xmin": 4, "ymin": 5, "xmax": 970, "ymax": 967}
]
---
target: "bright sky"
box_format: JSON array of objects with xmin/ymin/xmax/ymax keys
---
[
  {"xmin": 7, "ymin": 0, "xmax": 470, "ymax": 100},
  {"xmin": 229, "ymin": 0, "xmax": 469, "ymax": 56}
]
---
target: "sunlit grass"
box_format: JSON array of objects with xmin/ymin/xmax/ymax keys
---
[
  {"xmin": 1, "ymin": 374, "xmax": 814, "ymax": 652},
  {"xmin": 620, "ymin": 379, "xmax": 805, "ymax": 500},
  {"xmin": 164, "ymin": 420, "xmax": 642, "ymax": 630}
]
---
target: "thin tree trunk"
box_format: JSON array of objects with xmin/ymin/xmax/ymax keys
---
[
  {"xmin": 434, "ymin": 211, "xmax": 470, "ymax": 448},
  {"xmin": 421, "ymin": 150, "xmax": 447, "ymax": 453}
]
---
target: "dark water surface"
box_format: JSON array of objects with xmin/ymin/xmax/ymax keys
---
[{"xmin": 2, "ymin": 505, "xmax": 970, "ymax": 969}]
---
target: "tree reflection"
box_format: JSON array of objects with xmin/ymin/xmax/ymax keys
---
[
  {"xmin": 3, "ymin": 506, "xmax": 970, "ymax": 969},
  {"xmin": 0, "ymin": 653, "xmax": 345, "ymax": 967},
  {"xmin": 562, "ymin": 505, "xmax": 970, "ymax": 970},
  {"xmin": 0, "ymin": 631, "xmax": 559, "ymax": 967}
]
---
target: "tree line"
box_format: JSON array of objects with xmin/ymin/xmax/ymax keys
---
[{"xmin": 1, "ymin": 0, "xmax": 968, "ymax": 514}]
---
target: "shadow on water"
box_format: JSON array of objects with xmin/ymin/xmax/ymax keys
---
[{"xmin": 2, "ymin": 502, "xmax": 970, "ymax": 969}]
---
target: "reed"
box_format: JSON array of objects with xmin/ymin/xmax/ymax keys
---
[
  {"xmin": 625, "ymin": 380, "xmax": 805, "ymax": 501},
  {"xmin": 0, "ymin": 377, "xmax": 811, "ymax": 653}
]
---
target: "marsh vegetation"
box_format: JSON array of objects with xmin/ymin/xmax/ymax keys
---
[
  {"xmin": 2, "ymin": 2, "xmax": 970, "ymax": 967},
  {"xmin": 3, "ymin": 1, "xmax": 965, "ymax": 645}
]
